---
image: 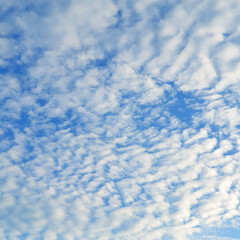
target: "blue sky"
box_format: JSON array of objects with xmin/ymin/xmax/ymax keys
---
[{"xmin": 1, "ymin": 0, "xmax": 240, "ymax": 239}]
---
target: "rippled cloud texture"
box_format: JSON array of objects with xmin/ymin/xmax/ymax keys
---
[{"xmin": 1, "ymin": 0, "xmax": 240, "ymax": 239}]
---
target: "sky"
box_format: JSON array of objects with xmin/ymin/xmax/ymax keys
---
[{"xmin": 0, "ymin": 0, "xmax": 240, "ymax": 239}]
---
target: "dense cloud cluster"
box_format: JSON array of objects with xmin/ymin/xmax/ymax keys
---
[{"xmin": 1, "ymin": 0, "xmax": 240, "ymax": 239}]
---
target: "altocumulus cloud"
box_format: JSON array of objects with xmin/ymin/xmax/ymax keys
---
[{"xmin": 1, "ymin": 0, "xmax": 240, "ymax": 239}]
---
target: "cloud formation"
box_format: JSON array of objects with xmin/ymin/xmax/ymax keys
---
[{"xmin": 1, "ymin": 0, "xmax": 240, "ymax": 239}]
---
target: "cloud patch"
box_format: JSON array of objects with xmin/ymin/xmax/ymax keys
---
[{"xmin": 1, "ymin": 0, "xmax": 240, "ymax": 239}]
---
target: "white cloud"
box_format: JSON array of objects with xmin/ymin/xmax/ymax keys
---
[{"xmin": 1, "ymin": 0, "xmax": 240, "ymax": 239}]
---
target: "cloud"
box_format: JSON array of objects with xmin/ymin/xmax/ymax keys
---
[{"xmin": 1, "ymin": 0, "xmax": 240, "ymax": 239}]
